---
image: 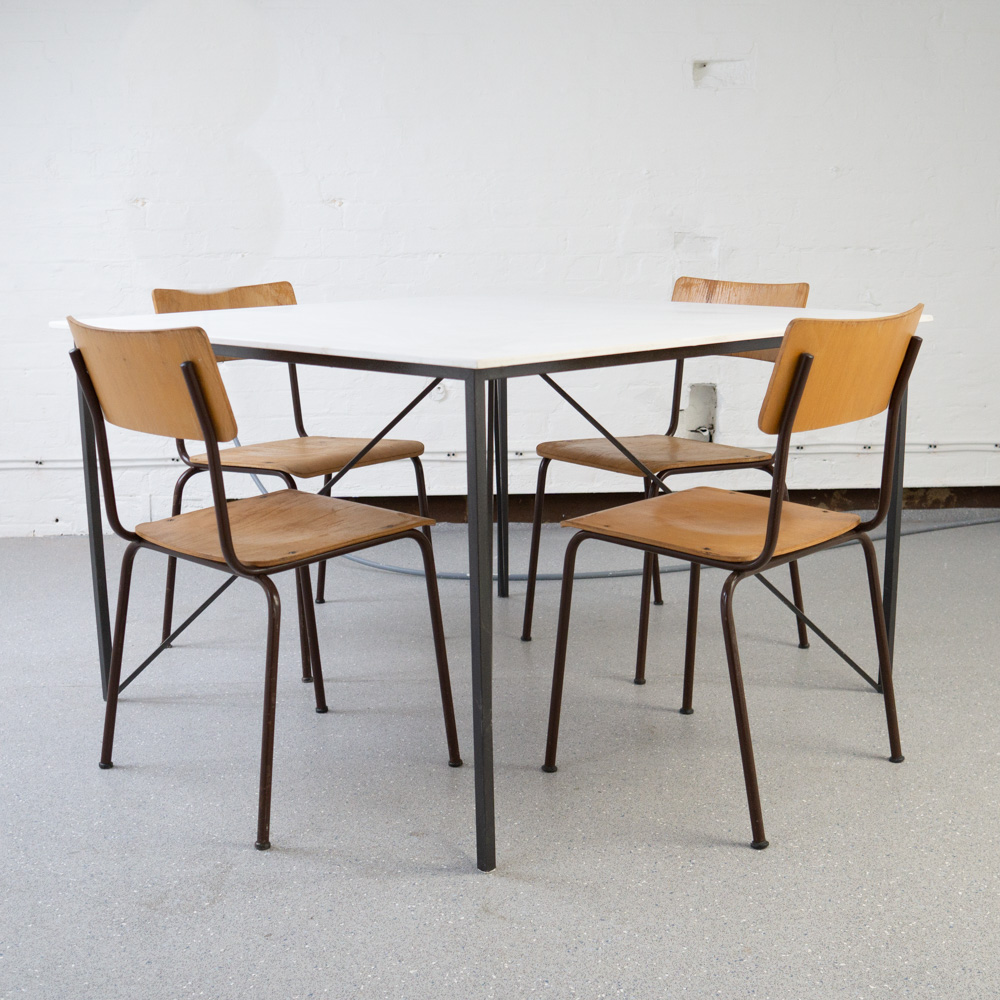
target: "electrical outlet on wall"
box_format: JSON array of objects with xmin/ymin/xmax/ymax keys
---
[{"xmin": 678, "ymin": 383, "xmax": 717, "ymax": 441}]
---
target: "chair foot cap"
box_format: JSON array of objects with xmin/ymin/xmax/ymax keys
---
[
  {"xmin": 448, "ymin": 759, "xmax": 463, "ymax": 768},
  {"xmin": 98, "ymin": 761, "xmax": 113, "ymax": 770},
  {"xmin": 653, "ymin": 599, "xmax": 664, "ymax": 606},
  {"xmin": 679, "ymin": 707, "xmax": 694, "ymax": 715},
  {"xmin": 541, "ymin": 764, "xmax": 557, "ymax": 773},
  {"xmin": 301, "ymin": 676, "xmax": 313, "ymax": 683},
  {"xmin": 255, "ymin": 841, "xmax": 270, "ymax": 851},
  {"xmin": 520, "ymin": 635, "xmax": 532, "ymax": 642},
  {"xmin": 798, "ymin": 641, "xmax": 810, "ymax": 649},
  {"xmin": 890, "ymin": 754, "xmax": 905, "ymax": 763},
  {"xmin": 314, "ymin": 598, "xmax": 325, "ymax": 605},
  {"xmin": 751, "ymin": 839, "xmax": 769, "ymax": 850},
  {"xmin": 315, "ymin": 706, "xmax": 329, "ymax": 714},
  {"xmin": 633, "ymin": 677, "xmax": 646, "ymax": 686}
]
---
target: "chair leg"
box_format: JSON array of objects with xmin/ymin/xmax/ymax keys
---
[
  {"xmin": 254, "ymin": 576, "xmax": 282, "ymax": 851},
  {"xmin": 295, "ymin": 568, "xmax": 313, "ymax": 683},
  {"xmin": 314, "ymin": 476, "xmax": 333, "ymax": 600},
  {"xmin": 680, "ymin": 563, "xmax": 699, "ymax": 714},
  {"xmin": 521, "ymin": 458, "xmax": 551, "ymax": 642},
  {"xmin": 643, "ymin": 479, "xmax": 665, "ymax": 606},
  {"xmin": 775, "ymin": 482, "xmax": 809, "ymax": 649},
  {"xmin": 297, "ymin": 566, "xmax": 328, "ymax": 713},
  {"xmin": 634, "ymin": 551, "xmax": 654, "ymax": 684},
  {"xmin": 859, "ymin": 533, "xmax": 904, "ymax": 763},
  {"xmin": 542, "ymin": 532, "xmax": 585, "ymax": 773},
  {"xmin": 410, "ymin": 531, "xmax": 462, "ymax": 766},
  {"xmin": 651, "ymin": 557, "xmax": 664, "ymax": 606},
  {"xmin": 720, "ymin": 571, "xmax": 768, "ymax": 849},
  {"xmin": 314, "ymin": 560, "xmax": 327, "ymax": 605},
  {"xmin": 161, "ymin": 467, "xmax": 201, "ymax": 644},
  {"xmin": 789, "ymin": 561, "xmax": 809, "ymax": 648},
  {"xmin": 100, "ymin": 541, "xmax": 141, "ymax": 769},
  {"xmin": 314, "ymin": 475, "xmax": 333, "ymax": 604},
  {"xmin": 411, "ymin": 457, "xmax": 433, "ymax": 541}
]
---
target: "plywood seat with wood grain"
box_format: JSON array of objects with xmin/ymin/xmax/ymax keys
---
[
  {"xmin": 68, "ymin": 317, "xmax": 462, "ymax": 854},
  {"xmin": 536, "ymin": 435, "xmax": 770, "ymax": 478},
  {"xmin": 542, "ymin": 305, "xmax": 925, "ymax": 852},
  {"xmin": 521, "ymin": 276, "xmax": 812, "ymax": 645},
  {"xmin": 153, "ymin": 281, "xmax": 433, "ymax": 636},
  {"xmin": 188, "ymin": 435, "xmax": 424, "ymax": 479},
  {"xmin": 137, "ymin": 491, "xmax": 431, "ymax": 569},
  {"xmin": 565, "ymin": 487, "xmax": 860, "ymax": 563}
]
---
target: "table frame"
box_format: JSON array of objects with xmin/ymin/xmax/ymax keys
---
[{"xmin": 76, "ymin": 332, "xmax": 909, "ymax": 873}]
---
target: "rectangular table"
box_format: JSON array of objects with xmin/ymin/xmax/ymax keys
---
[{"xmin": 63, "ymin": 296, "xmax": 928, "ymax": 871}]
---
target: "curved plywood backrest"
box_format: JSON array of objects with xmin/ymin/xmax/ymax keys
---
[
  {"xmin": 672, "ymin": 276, "xmax": 810, "ymax": 362},
  {"xmin": 68, "ymin": 318, "xmax": 238, "ymax": 442},
  {"xmin": 152, "ymin": 280, "xmax": 297, "ymax": 313},
  {"xmin": 758, "ymin": 305, "xmax": 924, "ymax": 435}
]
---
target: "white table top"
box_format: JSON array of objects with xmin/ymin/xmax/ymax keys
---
[{"xmin": 55, "ymin": 296, "xmax": 929, "ymax": 371}]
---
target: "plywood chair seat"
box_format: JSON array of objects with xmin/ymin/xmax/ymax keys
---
[
  {"xmin": 521, "ymin": 276, "xmax": 812, "ymax": 644},
  {"xmin": 189, "ymin": 435, "xmax": 424, "ymax": 479},
  {"xmin": 69, "ymin": 317, "xmax": 462, "ymax": 853},
  {"xmin": 137, "ymin": 491, "xmax": 431, "ymax": 569},
  {"xmin": 565, "ymin": 487, "xmax": 860, "ymax": 563},
  {"xmin": 542, "ymin": 305, "xmax": 924, "ymax": 851},
  {"xmin": 536, "ymin": 435, "xmax": 771, "ymax": 478},
  {"xmin": 153, "ymin": 281, "xmax": 434, "ymax": 627}
]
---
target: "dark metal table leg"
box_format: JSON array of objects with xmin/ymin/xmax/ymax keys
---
[
  {"xmin": 465, "ymin": 374, "xmax": 496, "ymax": 872},
  {"xmin": 882, "ymin": 388, "xmax": 907, "ymax": 670},
  {"xmin": 495, "ymin": 379, "xmax": 510, "ymax": 598},
  {"xmin": 78, "ymin": 385, "xmax": 113, "ymax": 700}
]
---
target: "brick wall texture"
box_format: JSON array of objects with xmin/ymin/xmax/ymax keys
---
[{"xmin": 2, "ymin": 0, "xmax": 998, "ymax": 535}]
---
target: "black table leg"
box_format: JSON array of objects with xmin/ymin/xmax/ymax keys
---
[
  {"xmin": 78, "ymin": 384, "xmax": 112, "ymax": 700},
  {"xmin": 495, "ymin": 379, "xmax": 510, "ymax": 598},
  {"xmin": 465, "ymin": 373, "xmax": 496, "ymax": 872},
  {"xmin": 882, "ymin": 388, "xmax": 907, "ymax": 669}
]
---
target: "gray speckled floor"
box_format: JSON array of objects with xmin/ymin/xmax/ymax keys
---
[{"xmin": 2, "ymin": 513, "xmax": 999, "ymax": 999}]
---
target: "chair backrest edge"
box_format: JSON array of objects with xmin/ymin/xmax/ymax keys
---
[
  {"xmin": 67, "ymin": 317, "xmax": 238, "ymax": 442},
  {"xmin": 152, "ymin": 281, "xmax": 297, "ymax": 314},
  {"xmin": 757, "ymin": 304, "xmax": 924, "ymax": 435},
  {"xmin": 672, "ymin": 276, "xmax": 810, "ymax": 362}
]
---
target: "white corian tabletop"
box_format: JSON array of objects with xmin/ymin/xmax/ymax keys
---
[{"xmin": 53, "ymin": 296, "xmax": 929, "ymax": 371}]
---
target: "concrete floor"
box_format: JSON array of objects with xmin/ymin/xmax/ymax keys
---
[{"xmin": 1, "ymin": 512, "xmax": 999, "ymax": 999}]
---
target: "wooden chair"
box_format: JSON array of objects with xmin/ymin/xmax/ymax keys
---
[
  {"xmin": 152, "ymin": 282, "xmax": 431, "ymax": 661},
  {"xmin": 541, "ymin": 305, "xmax": 923, "ymax": 849},
  {"xmin": 68, "ymin": 318, "xmax": 462, "ymax": 851},
  {"xmin": 522, "ymin": 277, "xmax": 812, "ymax": 669}
]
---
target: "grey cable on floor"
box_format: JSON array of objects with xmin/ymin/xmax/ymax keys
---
[{"xmin": 341, "ymin": 515, "xmax": 1000, "ymax": 582}]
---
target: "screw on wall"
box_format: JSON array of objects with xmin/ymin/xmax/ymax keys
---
[{"xmin": 691, "ymin": 52, "xmax": 757, "ymax": 90}]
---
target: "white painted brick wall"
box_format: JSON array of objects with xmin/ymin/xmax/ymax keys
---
[{"xmin": 2, "ymin": 0, "xmax": 998, "ymax": 536}]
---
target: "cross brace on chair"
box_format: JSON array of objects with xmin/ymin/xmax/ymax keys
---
[
  {"xmin": 97, "ymin": 376, "xmax": 445, "ymax": 698},
  {"xmin": 536, "ymin": 372, "xmax": 881, "ymax": 689}
]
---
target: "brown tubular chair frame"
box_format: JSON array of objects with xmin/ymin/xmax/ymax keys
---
[
  {"xmin": 69, "ymin": 335, "xmax": 461, "ymax": 852},
  {"xmin": 152, "ymin": 283, "xmax": 432, "ymax": 651},
  {"xmin": 541, "ymin": 324, "xmax": 922, "ymax": 850},
  {"xmin": 521, "ymin": 278, "xmax": 811, "ymax": 659}
]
